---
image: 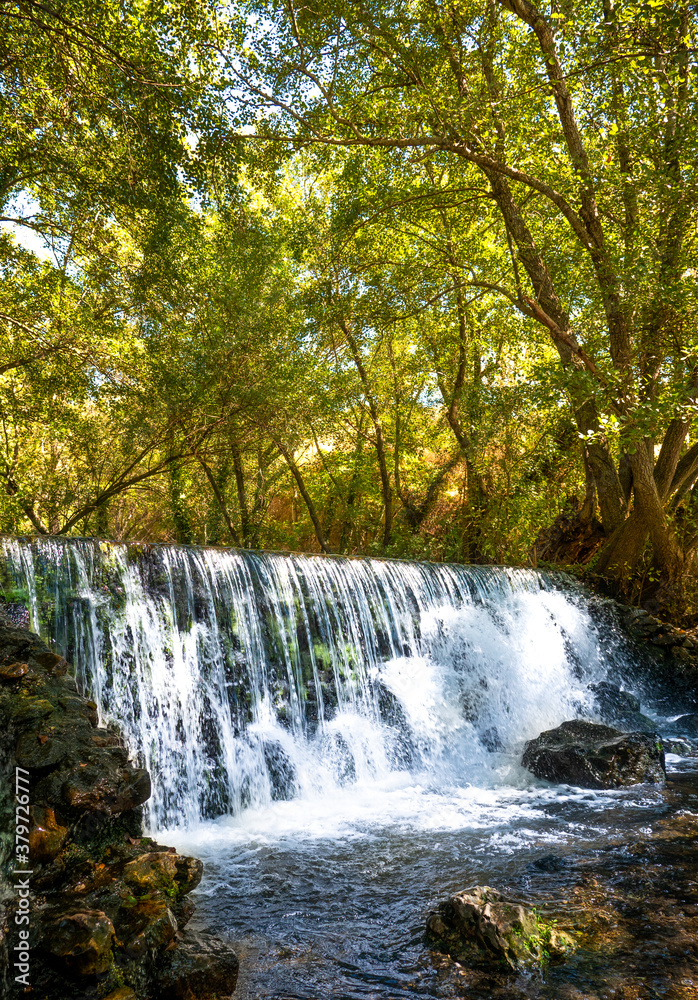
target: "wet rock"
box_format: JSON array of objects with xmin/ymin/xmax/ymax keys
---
[
  {"xmin": 322, "ymin": 730, "xmax": 356, "ymax": 786},
  {"xmin": 28, "ymin": 805, "xmax": 69, "ymax": 863},
  {"xmin": 123, "ymin": 851, "xmax": 203, "ymax": 899},
  {"xmin": 155, "ymin": 928, "xmax": 239, "ymax": 999},
  {"xmin": 590, "ymin": 680, "xmax": 640, "ymax": 714},
  {"xmin": 522, "ymin": 720, "xmax": 665, "ymax": 788},
  {"xmin": 42, "ymin": 908, "xmax": 115, "ymax": 975},
  {"xmin": 0, "ymin": 660, "xmax": 28, "ymax": 681},
  {"xmin": 91, "ymin": 729, "xmax": 123, "ymax": 748},
  {"xmin": 11, "ymin": 696, "xmax": 55, "ymax": 722},
  {"xmin": 33, "ymin": 650, "xmax": 68, "ymax": 676},
  {"xmin": 650, "ymin": 632, "xmax": 679, "ymax": 647},
  {"xmin": 425, "ymin": 885, "xmax": 574, "ymax": 970},
  {"xmin": 671, "ymin": 644, "xmax": 693, "ymax": 662},
  {"xmin": 374, "ymin": 680, "xmax": 415, "ymax": 767},
  {"xmin": 59, "ymin": 694, "xmax": 99, "ymax": 726},
  {"xmin": 103, "ymin": 989, "xmax": 138, "ymax": 1000},
  {"xmin": 588, "ymin": 681, "xmax": 656, "ymax": 732},
  {"xmin": 120, "ymin": 899, "xmax": 178, "ymax": 955},
  {"xmin": 662, "ymin": 736, "xmax": 698, "ymax": 756},
  {"xmin": 16, "ymin": 732, "xmax": 67, "ymax": 772},
  {"xmin": 263, "ymin": 740, "xmax": 297, "ymax": 800},
  {"xmin": 62, "ymin": 761, "xmax": 151, "ymax": 814},
  {"xmin": 480, "ymin": 725, "xmax": 504, "ymax": 752}
]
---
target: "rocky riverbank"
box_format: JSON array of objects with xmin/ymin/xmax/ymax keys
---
[
  {"xmin": 618, "ymin": 604, "xmax": 698, "ymax": 710},
  {"xmin": 0, "ymin": 623, "xmax": 238, "ymax": 1000}
]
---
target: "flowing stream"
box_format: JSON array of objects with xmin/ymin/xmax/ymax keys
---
[{"xmin": 3, "ymin": 537, "xmax": 697, "ymax": 999}]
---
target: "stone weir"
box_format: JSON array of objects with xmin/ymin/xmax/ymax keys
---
[{"xmin": 0, "ymin": 621, "xmax": 239, "ymax": 1000}]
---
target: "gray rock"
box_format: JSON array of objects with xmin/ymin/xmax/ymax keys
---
[{"xmin": 522, "ymin": 720, "xmax": 665, "ymax": 788}]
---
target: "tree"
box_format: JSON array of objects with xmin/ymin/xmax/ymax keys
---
[{"xmin": 224, "ymin": 0, "xmax": 698, "ymax": 601}]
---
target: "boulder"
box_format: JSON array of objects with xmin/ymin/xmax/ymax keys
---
[
  {"xmin": 522, "ymin": 720, "xmax": 665, "ymax": 788},
  {"xmin": 42, "ymin": 908, "xmax": 115, "ymax": 975},
  {"xmin": 155, "ymin": 928, "xmax": 239, "ymax": 999},
  {"xmin": 33, "ymin": 650, "xmax": 69, "ymax": 676},
  {"xmin": 119, "ymin": 899, "xmax": 178, "ymax": 956},
  {"xmin": 11, "ymin": 696, "xmax": 55, "ymax": 723},
  {"xmin": 425, "ymin": 885, "xmax": 574, "ymax": 970},
  {"xmin": 122, "ymin": 851, "xmax": 203, "ymax": 899},
  {"xmin": 16, "ymin": 732, "xmax": 68, "ymax": 772},
  {"xmin": 61, "ymin": 761, "xmax": 151, "ymax": 814}
]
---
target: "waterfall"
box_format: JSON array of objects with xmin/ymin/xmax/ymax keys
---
[{"xmin": 0, "ymin": 537, "xmax": 629, "ymax": 831}]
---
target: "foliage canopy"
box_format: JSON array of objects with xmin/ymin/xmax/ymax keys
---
[{"xmin": 1, "ymin": 0, "xmax": 697, "ymax": 610}]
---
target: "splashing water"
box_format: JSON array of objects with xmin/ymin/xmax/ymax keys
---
[{"xmin": 0, "ymin": 537, "xmax": 632, "ymax": 835}]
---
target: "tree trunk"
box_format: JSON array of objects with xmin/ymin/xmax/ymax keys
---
[
  {"xmin": 340, "ymin": 428, "xmax": 364, "ymax": 553},
  {"xmin": 231, "ymin": 441, "xmax": 252, "ymax": 545},
  {"xmin": 276, "ymin": 441, "xmax": 330, "ymax": 553},
  {"xmin": 196, "ymin": 454, "xmax": 242, "ymax": 547},
  {"xmin": 338, "ymin": 317, "xmax": 393, "ymax": 548},
  {"xmin": 483, "ymin": 167, "xmax": 627, "ymax": 533}
]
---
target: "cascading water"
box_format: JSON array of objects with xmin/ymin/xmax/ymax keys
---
[
  {"xmin": 1, "ymin": 537, "xmax": 629, "ymax": 832},
  {"xmin": 5, "ymin": 537, "xmax": 698, "ymax": 999}
]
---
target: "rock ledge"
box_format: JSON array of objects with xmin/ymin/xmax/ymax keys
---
[{"xmin": 0, "ymin": 623, "xmax": 238, "ymax": 999}]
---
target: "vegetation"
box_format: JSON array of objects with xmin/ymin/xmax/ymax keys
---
[{"xmin": 0, "ymin": 0, "xmax": 696, "ymax": 611}]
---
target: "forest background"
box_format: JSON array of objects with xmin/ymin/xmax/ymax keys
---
[{"xmin": 0, "ymin": 0, "xmax": 696, "ymax": 613}]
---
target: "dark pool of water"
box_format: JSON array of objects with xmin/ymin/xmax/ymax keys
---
[{"xmin": 179, "ymin": 761, "xmax": 698, "ymax": 1000}]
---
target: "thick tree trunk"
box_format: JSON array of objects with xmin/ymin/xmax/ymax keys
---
[{"xmin": 596, "ymin": 446, "xmax": 686, "ymax": 598}]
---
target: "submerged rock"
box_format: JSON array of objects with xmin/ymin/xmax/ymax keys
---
[
  {"xmin": 522, "ymin": 720, "xmax": 665, "ymax": 788},
  {"xmin": 426, "ymin": 885, "xmax": 574, "ymax": 970}
]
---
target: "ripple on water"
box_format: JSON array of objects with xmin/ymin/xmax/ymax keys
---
[{"xmin": 169, "ymin": 764, "xmax": 698, "ymax": 1000}]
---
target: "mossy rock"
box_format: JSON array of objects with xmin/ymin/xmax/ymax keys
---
[
  {"xmin": 426, "ymin": 885, "xmax": 575, "ymax": 970},
  {"xmin": 122, "ymin": 852, "xmax": 203, "ymax": 901}
]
